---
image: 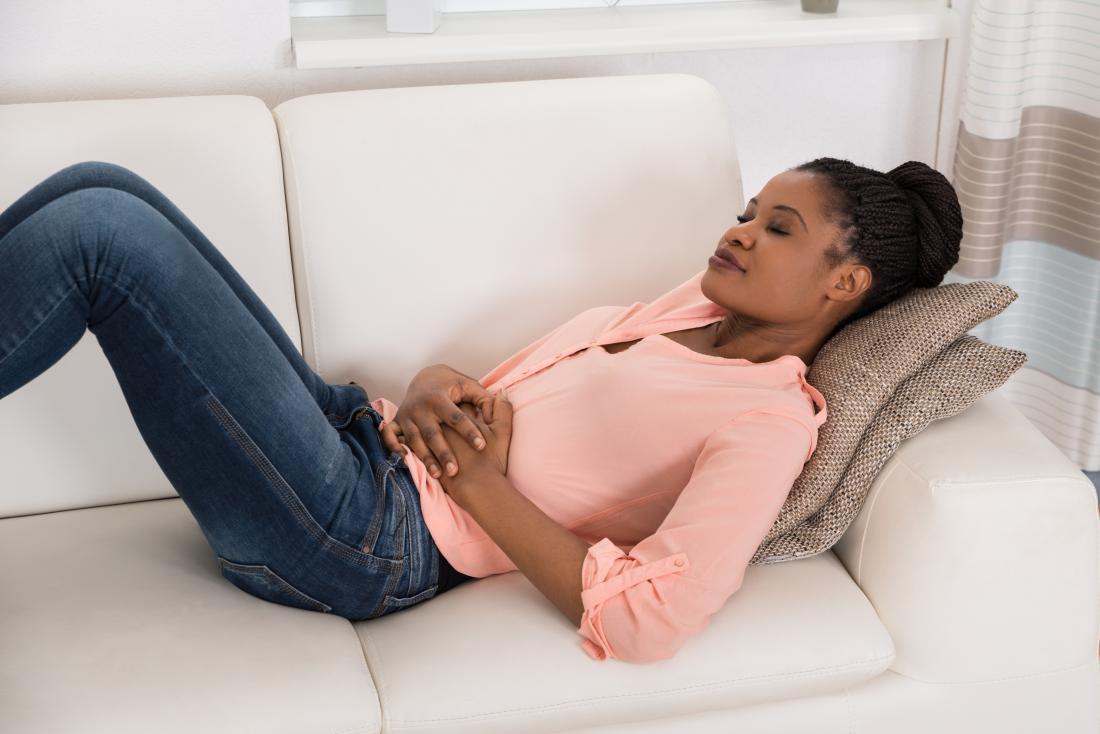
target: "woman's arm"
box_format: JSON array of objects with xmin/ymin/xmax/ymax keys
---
[
  {"xmin": 437, "ymin": 402, "xmax": 589, "ymax": 627},
  {"xmin": 453, "ymin": 471, "xmax": 590, "ymax": 628}
]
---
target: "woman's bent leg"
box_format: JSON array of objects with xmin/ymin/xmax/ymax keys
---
[
  {"xmin": 0, "ymin": 164, "xmax": 404, "ymax": 619},
  {"xmin": 0, "ymin": 160, "xmax": 337, "ymax": 409}
]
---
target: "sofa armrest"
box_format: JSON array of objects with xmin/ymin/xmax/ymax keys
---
[{"xmin": 832, "ymin": 390, "xmax": 1100, "ymax": 683}]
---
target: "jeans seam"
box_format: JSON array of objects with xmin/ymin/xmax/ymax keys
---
[
  {"xmin": 376, "ymin": 467, "xmax": 441, "ymax": 611},
  {"xmin": 395, "ymin": 469, "xmax": 419, "ymax": 593},
  {"xmin": 217, "ymin": 557, "xmax": 333, "ymax": 613},
  {"xmin": 370, "ymin": 559, "xmax": 405, "ymax": 618},
  {"xmin": 388, "ymin": 483, "xmax": 408, "ymax": 597},
  {"xmin": 384, "ymin": 585, "xmax": 437, "ymax": 606},
  {"xmin": 365, "ymin": 467, "xmax": 408, "ymax": 619},
  {"xmin": 361, "ymin": 460, "xmax": 394, "ymax": 555},
  {"xmin": 0, "ymin": 282, "xmax": 83, "ymax": 374}
]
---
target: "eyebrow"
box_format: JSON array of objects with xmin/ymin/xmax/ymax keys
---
[{"xmin": 748, "ymin": 197, "xmax": 808, "ymax": 233}]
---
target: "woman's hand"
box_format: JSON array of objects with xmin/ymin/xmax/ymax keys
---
[
  {"xmin": 379, "ymin": 363, "xmax": 501, "ymax": 480},
  {"xmin": 437, "ymin": 394, "xmax": 514, "ymax": 503}
]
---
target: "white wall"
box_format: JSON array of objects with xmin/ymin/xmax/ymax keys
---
[{"xmin": 0, "ymin": 0, "xmax": 949, "ymax": 198}]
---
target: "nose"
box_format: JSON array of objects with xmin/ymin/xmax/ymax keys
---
[{"xmin": 724, "ymin": 224, "xmax": 754, "ymax": 250}]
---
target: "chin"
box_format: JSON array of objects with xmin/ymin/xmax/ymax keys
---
[{"xmin": 699, "ymin": 271, "xmax": 727, "ymax": 306}]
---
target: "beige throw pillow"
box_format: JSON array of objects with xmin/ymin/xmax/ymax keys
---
[
  {"xmin": 744, "ymin": 279, "xmax": 1024, "ymax": 565},
  {"xmin": 752, "ymin": 334, "xmax": 1027, "ymax": 564}
]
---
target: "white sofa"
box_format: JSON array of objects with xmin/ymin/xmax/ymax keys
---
[{"xmin": 1, "ymin": 73, "xmax": 1097, "ymax": 734}]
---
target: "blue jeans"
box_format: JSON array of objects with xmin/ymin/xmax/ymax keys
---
[{"xmin": 0, "ymin": 160, "xmax": 466, "ymax": 620}]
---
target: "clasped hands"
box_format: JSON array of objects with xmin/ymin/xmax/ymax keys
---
[{"xmin": 378, "ymin": 364, "xmax": 513, "ymax": 503}]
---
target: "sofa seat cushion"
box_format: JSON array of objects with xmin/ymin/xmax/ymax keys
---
[
  {"xmin": 0, "ymin": 498, "xmax": 380, "ymax": 734},
  {"xmin": 354, "ymin": 550, "xmax": 895, "ymax": 734}
]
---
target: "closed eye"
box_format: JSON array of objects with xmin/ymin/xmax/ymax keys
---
[{"xmin": 736, "ymin": 215, "xmax": 787, "ymax": 235}]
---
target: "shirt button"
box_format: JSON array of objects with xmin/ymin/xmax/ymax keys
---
[{"xmin": 674, "ymin": 559, "xmax": 684, "ymax": 567}]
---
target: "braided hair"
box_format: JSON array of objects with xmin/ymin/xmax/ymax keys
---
[{"xmin": 790, "ymin": 157, "xmax": 964, "ymax": 338}]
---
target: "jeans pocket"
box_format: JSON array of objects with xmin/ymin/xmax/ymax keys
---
[
  {"xmin": 382, "ymin": 584, "xmax": 438, "ymax": 612},
  {"xmin": 359, "ymin": 452, "xmax": 409, "ymax": 560},
  {"xmin": 217, "ymin": 556, "xmax": 333, "ymax": 613}
]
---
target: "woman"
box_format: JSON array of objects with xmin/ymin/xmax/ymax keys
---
[{"xmin": 0, "ymin": 157, "xmax": 962, "ymax": 663}]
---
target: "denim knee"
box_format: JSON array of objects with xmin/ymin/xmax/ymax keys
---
[
  {"xmin": 43, "ymin": 187, "xmax": 190, "ymax": 295},
  {"xmin": 52, "ymin": 159, "xmax": 150, "ymax": 190}
]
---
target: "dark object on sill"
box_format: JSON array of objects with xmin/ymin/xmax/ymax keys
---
[{"xmin": 802, "ymin": 0, "xmax": 839, "ymax": 13}]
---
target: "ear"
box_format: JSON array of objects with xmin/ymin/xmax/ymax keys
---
[{"xmin": 833, "ymin": 262, "xmax": 872, "ymax": 304}]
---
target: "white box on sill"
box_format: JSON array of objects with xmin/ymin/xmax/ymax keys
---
[{"xmin": 386, "ymin": 0, "xmax": 442, "ymax": 34}]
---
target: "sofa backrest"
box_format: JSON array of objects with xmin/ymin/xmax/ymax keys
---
[
  {"xmin": 0, "ymin": 95, "xmax": 300, "ymax": 518},
  {"xmin": 271, "ymin": 73, "xmax": 745, "ymax": 405},
  {"xmin": 0, "ymin": 74, "xmax": 745, "ymax": 519}
]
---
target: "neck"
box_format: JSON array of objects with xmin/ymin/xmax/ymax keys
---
[{"xmin": 710, "ymin": 318, "xmax": 823, "ymax": 366}]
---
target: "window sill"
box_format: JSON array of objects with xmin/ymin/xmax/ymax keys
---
[{"xmin": 290, "ymin": 0, "xmax": 960, "ymax": 70}]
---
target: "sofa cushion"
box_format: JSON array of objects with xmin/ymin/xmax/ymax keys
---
[
  {"xmin": 353, "ymin": 551, "xmax": 894, "ymax": 734},
  {"xmin": 0, "ymin": 498, "xmax": 381, "ymax": 734}
]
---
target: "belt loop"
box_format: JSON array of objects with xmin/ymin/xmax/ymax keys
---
[{"xmin": 348, "ymin": 381, "xmax": 375, "ymax": 424}]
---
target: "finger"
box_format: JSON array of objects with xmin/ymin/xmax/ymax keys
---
[
  {"xmin": 380, "ymin": 423, "xmax": 401, "ymax": 454},
  {"xmin": 460, "ymin": 402, "xmax": 490, "ymax": 434},
  {"xmin": 423, "ymin": 429, "xmax": 460, "ymax": 477},
  {"xmin": 390, "ymin": 425, "xmax": 408, "ymax": 455},
  {"xmin": 439, "ymin": 399, "xmax": 488, "ymax": 452},
  {"xmin": 400, "ymin": 417, "xmax": 445, "ymax": 479},
  {"xmin": 477, "ymin": 394, "xmax": 494, "ymax": 424},
  {"xmin": 458, "ymin": 375, "xmax": 496, "ymax": 425},
  {"xmin": 494, "ymin": 390, "xmax": 513, "ymax": 426},
  {"xmin": 392, "ymin": 426, "xmax": 408, "ymax": 452},
  {"xmin": 417, "ymin": 409, "xmax": 467, "ymax": 478}
]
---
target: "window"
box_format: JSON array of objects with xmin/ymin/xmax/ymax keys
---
[
  {"xmin": 289, "ymin": 0, "xmax": 957, "ymax": 70},
  {"xmin": 290, "ymin": 0, "xmax": 761, "ymax": 18}
]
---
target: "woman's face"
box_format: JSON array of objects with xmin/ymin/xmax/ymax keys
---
[{"xmin": 701, "ymin": 169, "xmax": 869, "ymax": 332}]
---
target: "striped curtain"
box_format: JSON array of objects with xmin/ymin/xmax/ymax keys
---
[{"xmin": 942, "ymin": 0, "xmax": 1100, "ymax": 470}]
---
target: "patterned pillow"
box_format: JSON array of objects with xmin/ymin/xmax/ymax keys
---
[
  {"xmin": 752, "ymin": 334, "xmax": 1027, "ymax": 564},
  {"xmin": 747, "ymin": 280, "xmax": 1025, "ymax": 565}
]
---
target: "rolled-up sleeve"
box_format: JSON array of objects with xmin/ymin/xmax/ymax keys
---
[{"xmin": 576, "ymin": 409, "xmax": 815, "ymax": 663}]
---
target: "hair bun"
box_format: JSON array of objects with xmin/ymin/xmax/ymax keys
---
[{"xmin": 886, "ymin": 161, "xmax": 964, "ymax": 287}]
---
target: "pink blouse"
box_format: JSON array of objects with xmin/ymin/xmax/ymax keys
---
[{"xmin": 369, "ymin": 268, "xmax": 828, "ymax": 663}]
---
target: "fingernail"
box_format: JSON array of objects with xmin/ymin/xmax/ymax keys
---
[
  {"xmin": 431, "ymin": 466, "xmax": 440, "ymax": 477},
  {"xmin": 475, "ymin": 438, "xmax": 486, "ymax": 449},
  {"xmin": 447, "ymin": 462, "xmax": 457, "ymax": 475}
]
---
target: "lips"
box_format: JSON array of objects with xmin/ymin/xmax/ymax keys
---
[{"xmin": 714, "ymin": 245, "xmax": 746, "ymax": 272}]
